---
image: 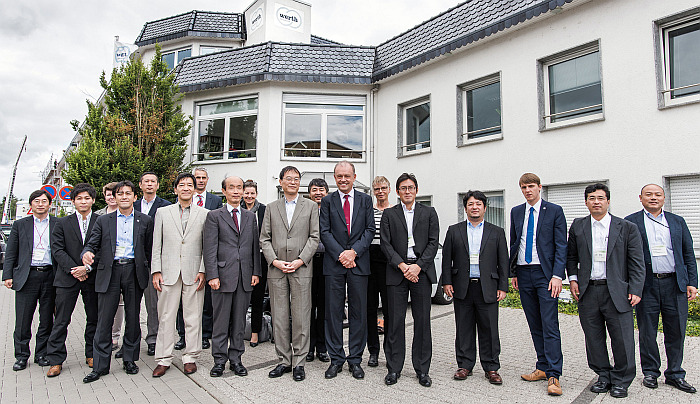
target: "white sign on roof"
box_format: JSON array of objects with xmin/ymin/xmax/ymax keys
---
[{"xmin": 275, "ymin": 3, "xmax": 303, "ymax": 31}]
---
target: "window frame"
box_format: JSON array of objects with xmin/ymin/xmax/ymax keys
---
[
  {"xmin": 193, "ymin": 95, "xmax": 259, "ymax": 163},
  {"xmin": 656, "ymin": 11, "xmax": 700, "ymax": 108},
  {"xmin": 458, "ymin": 73, "xmax": 503, "ymax": 146},
  {"xmin": 162, "ymin": 47, "xmax": 193, "ymax": 70},
  {"xmin": 199, "ymin": 46, "xmax": 233, "ymax": 56},
  {"xmin": 538, "ymin": 41, "xmax": 604, "ymax": 131},
  {"xmin": 398, "ymin": 96, "xmax": 431, "ymax": 157}
]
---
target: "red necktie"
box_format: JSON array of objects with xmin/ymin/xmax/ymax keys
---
[
  {"xmin": 343, "ymin": 194, "xmax": 351, "ymax": 235},
  {"xmin": 197, "ymin": 195, "xmax": 203, "ymax": 207},
  {"xmin": 232, "ymin": 208, "xmax": 239, "ymax": 232}
]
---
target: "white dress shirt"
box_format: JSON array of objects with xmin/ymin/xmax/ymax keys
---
[
  {"xmin": 284, "ymin": 194, "xmax": 299, "ymax": 227},
  {"xmin": 643, "ymin": 209, "xmax": 675, "ymax": 274},
  {"xmin": 339, "ymin": 188, "xmax": 355, "ymax": 231},
  {"xmin": 402, "ymin": 202, "xmax": 417, "ymax": 259},
  {"xmin": 226, "ymin": 203, "xmax": 242, "ymax": 228},
  {"xmin": 517, "ymin": 199, "xmax": 542, "ymax": 266},
  {"xmin": 31, "ymin": 216, "xmax": 52, "ymax": 266},
  {"xmin": 141, "ymin": 196, "xmax": 156, "ymax": 215},
  {"xmin": 467, "ymin": 220, "xmax": 484, "ymax": 278},
  {"xmin": 195, "ymin": 192, "xmax": 207, "ymax": 208},
  {"xmin": 590, "ymin": 213, "xmax": 611, "ymax": 280},
  {"xmin": 76, "ymin": 211, "xmax": 92, "ymax": 243}
]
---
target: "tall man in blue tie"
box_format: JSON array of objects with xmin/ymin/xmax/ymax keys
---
[{"xmin": 509, "ymin": 173, "xmax": 567, "ymax": 396}]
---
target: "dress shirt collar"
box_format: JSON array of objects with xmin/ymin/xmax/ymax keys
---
[
  {"xmin": 526, "ymin": 198, "xmax": 542, "ymax": 213},
  {"xmin": 644, "ymin": 208, "xmax": 665, "ymax": 221},
  {"xmin": 401, "ymin": 201, "xmax": 415, "ymax": 212},
  {"xmin": 33, "ymin": 215, "xmax": 49, "ymax": 224},
  {"xmin": 117, "ymin": 209, "xmax": 134, "ymax": 218},
  {"xmin": 143, "ymin": 194, "xmax": 157, "ymax": 203},
  {"xmin": 339, "ymin": 188, "xmax": 355, "ymax": 200},
  {"xmin": 467, "ymin": 219, "xmax": 484, "ymax": 229},
  {"xmin": 226, "ymin": 202, "xmax": 241, "ymax": 213},
  {"xmin": 76, "ymin": 211, "xmax": 92, "ymax": 222},
  {"xmin": 592, "ymin": 212, "xmax": 611, "ymax": 230},
  {"xmin": 285, "ymin": 194, "xmax": 300, "ymax": 205}
]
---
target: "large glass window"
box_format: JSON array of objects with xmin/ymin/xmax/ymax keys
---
[
  {"xmin": 403, "ymin": 101, "xmax": 430, "ymax": 153},
  {"xmin": 547, "ymin": 51, "xmax": 601, "ymax": 123},
  {"xmin": 162, "ymin": 48, "xmax": 192, "ymax": 70},
  {"xmin": 666, "ymin": 21, "xmax": 700, "ymax": 99},
  {"xmin": 195, "ymin": 97, "xmax": 258, "ymax": 161},
  {"xmin": 282, "ymin": 96, "xmax": 365, "ymax": 160},
  {"xmin": 463, "ymin": 77, "xmax": 501, "ymax": 139}
]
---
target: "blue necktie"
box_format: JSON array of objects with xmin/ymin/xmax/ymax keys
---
[{"xmin": 525, "ymin": 206, "xmax": 534, "ymax": 263}]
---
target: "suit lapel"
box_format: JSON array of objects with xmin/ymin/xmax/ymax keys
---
[
  {"xmin": 666, "ymin": 213, "xmax": 681, "ymax": 253},
  {"xmin": 536, "ymin": 200, "xmax": 546, "ymax": 237},
  {"xmin": 109, "ymin": 212, "xmax": 117, "ymax": 256},
  {"xmin": 222, "ymin": 207, "xmax": 239, "ymax": 234},
  {"xmin": 606, "ymin": 215, "xmax": 621, "ymax": 260},
  {"xmin": 480, "ymin": 221, "xmax": 491, "ymax": 252},
  {"xmin": 183, "ymin": 207, "xmax": 199, "ymax": 238},
  {"xmin": 86, "ymin": 214, "xmax": 97, "ymax": 246},
  {"xmin": 289, "ymin": 199, "xmax": 304, "ymax": 231},
  {"xmin": 68, "ymin": 214, "xmax": 82, "ymax": 244},
  {"xmin": 23, "ymin": 217, "xmax": 33, "ymax": 251},
  {"xmin": 277, "ymin": 199, "xmax": 290, "ymax": 231},
  {"xmin": 411, "ymin": 203, "xmax": 422, "ymax": 234},
  {"xmin": 396, "ymin": 205, "xmax": 408, "ymax": 233},
  {"xmin": 169, "ymin": 206, "xmax": 184, "ymax": 238},
  {"xmin": 238, "ymin": 209, "xmax": 249, "ymax": 234},
  {"xmin": 350, "ymin": 191, "xmax": 362, "ymax": 231},
  {"xmin": 134, "ymin": 211, "xmax": 142, "ymax": 252},
  {"xmin": 459, "ymin": 221, "xmax": 470, "ymax": 254},
  {"xmin": 635, "ymin": 212, "xmax": 649, "ymax": 250},
  {"xmin": 333, "ymin": 192, "xmax": 347, "ymax": 226},
  {"xmin": 583, "ymin": 215, "xmax": 593, "ymax": 258}
]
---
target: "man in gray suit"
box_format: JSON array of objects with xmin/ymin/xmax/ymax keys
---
[
  {"xmin": 260, "ymin": 166, "xmax": 319, "ymax": 382},
  {"xmin": 203, "ymin": 175, "xmax": 260, "ymax": 377},
  {"xmin": 567, "ymin": 183, "xmax": 645, "ymax": 398}
]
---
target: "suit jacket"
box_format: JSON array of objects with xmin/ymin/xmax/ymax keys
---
[
  {"xmin": 566, "ymin": 214, "xmax": 645, "ymax": 312},
  {"xmin": 199, "ymin": 192, "xmax": 223, "ymax": 211},
  {"xmin": 2, "ymin": 215, "xmax": 58, "ymax": 291},
  {"xmin": 260, "ymin": 196, "xmax": 319, "ymax": 279},
  {"xmin": 441, "ymin": 221, "xmax": 509, "ymax": 302},
  {"xmin": 203, "ymin": 205, "xmax": 261, "ymax": 293},
  {"xmin": 319, "ymin": 190, "xmax": 375, "ymax": 276},
  {"xmin": 82, "ymin": 210, "xmax": 154, "ymax": 293},
  {"xmin": 51, "ymin": 213, "xmax": 99, "ymax": 288},
  {"xmin": 134, "ymin": 195, "xmax": 172, "ymax": 219},
  {"xmin": 151, "ymin": 203, "xmax": 208, "ymax": 286},
  {"xmin": 509, "ymin": 200, "xmax": 568, "ymax": 279},
  {"xmin": 625, "ymin": 210, "xmax": 698, "ymax": 292},
  {"xmin": 380, "ymin": 202, "xmax": 440, "ymax": 285}
]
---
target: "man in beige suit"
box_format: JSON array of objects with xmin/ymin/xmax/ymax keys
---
[
  {"xmin": 261, "ymin": 166, "xmax": 320, "ymax": 382},
  {"xmin": 150, "ymin": 173, "xmax": 208, "ymax": 377}
]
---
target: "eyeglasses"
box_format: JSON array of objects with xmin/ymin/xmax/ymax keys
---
[
  {"xmin": 373, "ymin": 186, "xmax": 389, "ymax": 192},
  {"xmin": 284, "ymin": 177, "xmax": 301, "ymax": 183},
  {"xmin": 398, "ymin": 186, "xmax": 416, "ymax": 192}
]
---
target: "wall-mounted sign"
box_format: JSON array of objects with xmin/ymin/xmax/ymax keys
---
[
  {"xmin": 249, "ymin": 6, "xmax": 264, "ymax": 33},
  {"xmin": 275, "ymin": 3, "xmax": 304, "ymax": 31}
]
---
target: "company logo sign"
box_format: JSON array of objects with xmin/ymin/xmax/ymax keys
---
[
  {"xmin": 275, "ymin": 3, "xmax": 303, "ymax": 31},
  {"xmin": 250, "ymin": 6, "xmax": 264, "ymax": 33}
]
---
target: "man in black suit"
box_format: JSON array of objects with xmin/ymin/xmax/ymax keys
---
[
  {"xmin": 134, "ymin": 172, "xmax": 171, "ymax": 356},
  {"xmin": 2, "ymin": 189, "xmax": 58, "ymax": 371},
  {"xmin": 567, "ymin": 183, "xmax": 645, "ymax": 398},
  {"xmin": 320, "ymin": 161, "xmax": 375, "ymax": 380},
  {"xmin": 442, "ymin": 190, "xmax": 509, "ymax": 386},
  {"xmin": 45, "ymin": 184, "xmax": 99, "ymax": 377},
  {"xmin": 625, "ymin": 184, "xmax": 697, "ymax": 393},
  {"xmin": 81, "ymin": 180, "xmax": 154, "ymax": 383},
  {"xmin": 380, "ymin": 173, "xmax": 439, "ymax": 387},
  {"xmin": 509, "ymin": 173, "xmax": 567, "ymax": 396}
]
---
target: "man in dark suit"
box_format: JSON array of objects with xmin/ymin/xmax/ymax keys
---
[
  {"xmin": 625, "ymin": 184, "xmax": 697, "ymax": 393},
  {"xmin": 320, "ymin": 161, "xmax": 375, "ymax": 380},
  {"xmin": 134, "ymin": 171, "xmax": 171, "ymax": 357},
  {"xmin": 174, "ymin": 167, "xmax": 222, "ymax": 351},
  {"xmin": 509, "ymin": 173, "xmax": 567, "ymax": 396},
  {"xmin": 567, "ymin": 183, "xmax": 645, "ymax": 398},
  {"xmin": 2, "ymin": 189, "xmax": 58, "ymax": 371},
  {"xmin": 442, "ymin": 190, "xmax": 509, "ymax": 386},
  {"xmin": 380, "ymin": 173, "xmax": 439, "ymax": 387},
  {"xmin": 203, "ymin": 175, "xmax": 260, "ymax": 378},
  {"xmin": 81, "ymin": 180, "xmax": 154, "ymax": 383},
  {"xmin": 46, "ymin": 184, "xmax": 99, "ymax": 377}
]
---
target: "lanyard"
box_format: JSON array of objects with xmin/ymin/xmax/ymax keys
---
[{"xmin": 35, "ymin": 220, "xmax": 49, "ymax": 249}]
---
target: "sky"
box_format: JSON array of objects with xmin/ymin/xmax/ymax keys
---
[{"xmin": 0, "ymin": 0, "xmax": 459, "ymax": 203}]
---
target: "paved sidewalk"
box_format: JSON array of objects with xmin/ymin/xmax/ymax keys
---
[{"xmin": 1, "ymin": 284, "xmax": 698, "ymax": 403}]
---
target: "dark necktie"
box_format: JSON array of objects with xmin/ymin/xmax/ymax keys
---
[
  {"xmin": 525, "ymin": 206, "xmax": 534, "ymax": 263},
  {"xmin": 343, "ymin": 194, "xmax": 351, "ymax": 235},
  {"xmin": 232, "ymin": 208, "xmax": 239, "ymax": 232}
]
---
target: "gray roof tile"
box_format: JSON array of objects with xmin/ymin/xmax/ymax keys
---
[{"xmin": 135, "ymin": 11, "xmax": 244, "ymax": 46}]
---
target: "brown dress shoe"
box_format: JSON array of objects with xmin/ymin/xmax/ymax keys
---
[
  {"xmin": 86, "ymin": 358, "xmax": 93, "ymax": 368},
  {"xmin": 485, "ymin": 371, "xmax": 503, "ymax": 385},
  {"xmin": 183, "ymin": 363, "xmax": 197, "ymax": 374},
  {"xmin": 547, "ymin": 377, "xmax": 562, "ymax": 396},
  {"xmin": 454, "ymin": 368, "xmax": 473, "ymax": 380},
  {"xmin": 47, "ymin": 365, "xmax": 62, "ymax": 377},
  {"xmin": 152, "ymin": 365, "xmax": 169, "ymax": 377},
  {"xmin": 521, "ymin": 369, "xmax": 547, "ymax": 381}
]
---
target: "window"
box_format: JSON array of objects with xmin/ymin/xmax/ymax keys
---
[
  {"xmin": 416, "ymin": 196, "xmax": 432, "ymax": 207},
  {"xmin": 461, "ymin": 74, "xmax": 501, "ymax": 141},
  {"xmin": 282, "ymin": 94, "xmax": 365, "ymax": 160},
  {"xmin": 162, "ymin": 48, "xmax": 192, "ymax": 69},
  {"xmin": 540, "ymin": 42, "xmax": 603, "ymax": 128},
  {"xmin": 200, "ymin": 46, "xmax": 232, "ymax": 56},
  {"xmin": 458, "ymin": 191, "xmax": 505, "ymax": 228},
  {"xmin": 667, "ymin": 175, "xmax": 700, "ymax": 254},
  {"xmin": 658, "ymin": 14, "xmax": 700, "ymax": 106},
  {"xmin": 195, "ymin": 97, "xmax": 258, "ymax": 162},
  {"xmin": 399, "ymin": 98, "xmax": 431, "ymax": 155}
]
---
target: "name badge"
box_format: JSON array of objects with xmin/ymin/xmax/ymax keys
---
[
  {"xmin": 407, "ymin": 235, "xmax": 415, "ymax": 249},
  {"xmin": 115, "ymin": 246, "xmax": 127, "ymax": 257},
  {"xmin": 594, "ymin": 249, "xmax": 607, "ymax": 262},
  {"xmin": 32, "ymin": 248, "xmax": 47, "ymax": 262},
  {"xmin": 651, "ymin": 244, "xmax": 667, "ymax": 257},
  {"xmin": 470, "ymin": 252, "xmax": 480, "ymax": 262}
]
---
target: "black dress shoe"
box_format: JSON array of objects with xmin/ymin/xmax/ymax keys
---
[
  {"xmin": 325, "ymin": 363, "xmax": 342, "ymax": 379},
  {"xmin": 147, "ymin": 343, "xmax": 155, "ymax": 356},
  {"xmin": 230, "ymin": 362, "xmax": 248, "ymax": 376},
  {"xmin": 368, "ymin": 353, "xmax": 379, "ymax": 367},
  {"xmin": 666, "ymin": 378, "xmax": 697, "ymax": 393},
  {"xmin": 210, "ymin": 364, "xmax": 225, "ymax": 377},
  {"xmin": 269, "ymin": 364, "xmax": 292, "ymax": 378},
  {"xmin": 34, "ymin": 356, "xmax": 50, "ymax": 367},
  {"xmin": 249, "ymin": 341, "xmax": 259, "ymax": 347},
  {"xmin": 590, "ymin": 380, "xmax": 612, "ymax": 393},
  {"xmin": 642, "ymin": 375, "xmax": 658, "ymax": 389},
  {"xmin": 174, "ymin": 337, "xmax": 186, "ymax": 350},
  {"xmin": 83, "ymin": 370, "xmax": 108, "ymax": 383},
  {"xmin": 12, "ymin": 359, "xmax": 27, "ymax": 371},
  {"xmin": 123, "ymin": 361, "xmax": 139, "ymax": 375},
  {"xmin": 349, "ymin": 363, "xmax": 365, "ymax": 379},
  {"xmin": 317, "ymin": 352, "xmax": 330, "ymax": 362},
  {"xmin": 293, "ymin": 366, "xmax": 305, "ymax": 381},
  {"xmin": 202, "ymin": 339, "xmax": 210, "ymax": 349},
  {"xmin": 385, "ymin": 372, "xmax": 400, "ymax": 385},
  {"xmin": 115, "ymin": 347, "xmax": 124, "ymax": 358},
  {"xmin": 609, "ymin": 385, "xmax": 628, "ymax": 398},
  {"xmin": 417, "ymin": 373, "xmax": 432, "ymax": 387},
  {"xmin": 306, "ymin": 352, "xmax": 315, "ymax": 362}
]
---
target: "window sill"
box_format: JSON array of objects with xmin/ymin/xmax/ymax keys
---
[
  {"xmin": 659, "ymin": 95, "xmax": 700, "ymax": 110},
  {"xmin": 459, "ymin": 133, "xmax": 503, "ymax": 147},
  {"xmin": 280, "ymin": 156, "xmax": 366, "ymax": 163},
  {"xmin": 398, "ymin": 148, "xmax": 431, "ymax": 159},
  {"xmin": 194, "ymin": 157, "xmax": 257, "ymax": 164},
  {"xmin": 539, "ymin": 114, "xmax": 604, "ymax": 132}
]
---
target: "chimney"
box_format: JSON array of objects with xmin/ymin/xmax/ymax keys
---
[{"xmin": 244, "ymin": 0, "xmax": 311, "ymax": 45}]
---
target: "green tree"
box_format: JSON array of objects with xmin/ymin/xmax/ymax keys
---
[
  {"xmin": 0, "ymin": 196, "xmax": 20, "ymax": 220},
  {"xmin": 64, "ymin": 45, "xmax": 190, "ymax": 208}
]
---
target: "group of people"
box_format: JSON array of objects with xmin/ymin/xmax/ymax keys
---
[{"xmin": 1, "ymin": 163, "xmax": 697, "ymax": 399}]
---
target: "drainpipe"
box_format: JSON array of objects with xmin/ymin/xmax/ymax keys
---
[{"xmin": 369, "ymin": 84, "xmax": 380, "ymax": 189}]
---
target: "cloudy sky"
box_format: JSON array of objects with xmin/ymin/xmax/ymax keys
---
[{"xmin": 0, "ymin": 0, "xmax": 458, "ymax": 202}]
